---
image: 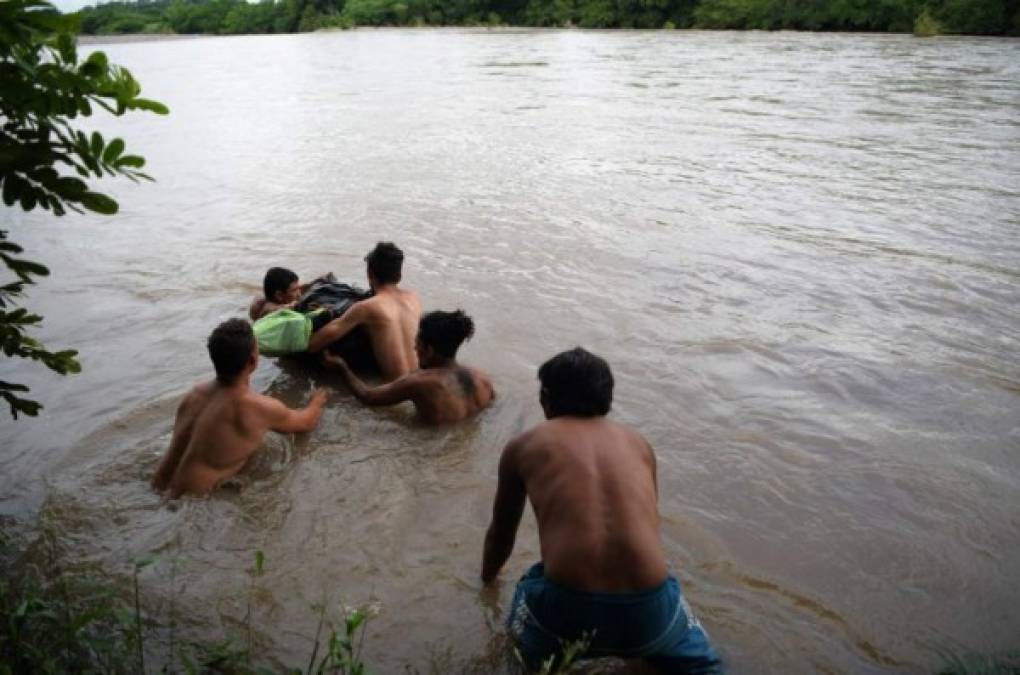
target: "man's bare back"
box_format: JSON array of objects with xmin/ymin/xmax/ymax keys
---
[
  {"xmin": 325, "ymin": 353, "xmax": 493, "ymax": 425},
  {"xmin": 308, "ymin": 287, "xmax": 421, "ymax": 381},
  {"xmin": 356, "ymin": 287, "xmax": 421, "ymax": 379},
  {"xmin": 152, "ymin": 382, "xmax": 327, "ymax": 498},
  {"xmin": 306, "ymin": 243, "xmax": 421, "ymax": 381},
  {"xmin": 493, "ymin": 417, "xmax": 668, "ymax": 592},
  {"xmin": 152, "ymin": 318, "xmax": 327, "ymax": 498},
  {"xmin": 409, "ymin": 365, "xmax": 494, "ymax": 425},
  {"xmin": 482, "ymin": 348, "xmax": 720, "ymax": 672}
]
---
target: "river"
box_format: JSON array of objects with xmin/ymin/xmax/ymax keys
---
[{"xmin": 2, "ymin": 28, "xmax": 1019, "ymax": 673}]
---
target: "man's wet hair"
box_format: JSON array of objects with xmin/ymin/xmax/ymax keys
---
[
  {"xmin": 365, "ymin": 242, "xmax": 403, "ymax": 284},
  {"xmin": 207, "ymin": 318, "xmax": 254, "ymax": 383},
  {"xmin": 538, "ymin": 347, "xmax": 614, "ymax": 418},
  {"xmin": 418, "ymin": 310, "xmax": 475, "ymax": 360},
  {"xmin": 263, "ymin": 267, "xmax": 298, "ymax": 301}
]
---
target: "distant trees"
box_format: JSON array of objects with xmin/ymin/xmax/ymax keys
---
[{"xmin": 72, "ymin": 0, "xmax": 1020, "ymax": 37}]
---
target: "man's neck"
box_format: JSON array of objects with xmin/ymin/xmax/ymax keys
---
[
  {"xmin": 425, "ymin": 357, "xmax": 456, "ymax": 370},
  {"xmin": 372, "ymin": 282, "xmax": 400, "ymax": 295},
  {"xmin": 215, "ymin": 374, "xmax": 251, "ymax": 391}
]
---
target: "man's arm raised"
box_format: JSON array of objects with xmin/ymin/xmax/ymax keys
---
[
  {"xmin": 307, "ymin": 302, "xmax": 367, "ymax": 353},
  {"xmin": 261, "ymin": 388, "xmax": 329, "ymax": 434},
  {"xmin": 481, "ymin": 438, "xmax": 528, "ymax": 584},
  {"xmin": 322, "ymin": 353, "xmax": 419, "ymax": 407}
]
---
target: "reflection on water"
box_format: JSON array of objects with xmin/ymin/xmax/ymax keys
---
[{"xmin": 2, "ymin": 29, "xmax": 1019, "ymax": 674}]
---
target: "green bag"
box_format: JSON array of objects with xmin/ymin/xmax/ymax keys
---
[{"xmin": 253, "ymin": 309, "xmax": 316, "ymax": 355}]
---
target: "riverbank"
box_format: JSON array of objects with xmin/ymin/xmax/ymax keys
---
[
  {"xmin": 74, "ymin": 24, "xmax": 1020, "ymax": 46},
  {"xmin": 71, "ymin": 0, "xmax": 1020, "ymax": 39}
]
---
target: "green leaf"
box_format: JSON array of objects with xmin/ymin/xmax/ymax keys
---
[
  {"xmin": 254, "ymin": 550, "xmax": 265, "ymax": 576},
  {"xmin": 115, "ymin": 155, "xmax": 145, "ymax": 169},
  {"xmin": 6, "ymin": 257, "xmax": 49, "ymax": 278},
  {"xmin": 90, "ymin": 131, "xmax": 103, "ymax": 158},
  {"xmin": 3, "ymin": 175, "xmax": 26, "ymax": 206},
  {"xmin": 80, "ymin": 191, "xmax": 118, "ymax": 215},
  {"xmin": 102, "ymin": 138, "xmax": 125, "ymax": 164},
  {"xmin": 19, "ymin": 190, "xmax": 37, "ymax": 211},
  {"xmin": 81, "ymin": 50, "xmax": 108, "ymax": 77},
  {"xmin": 56, "ymin": 32, "xmax": 75, "ymax": 63},
  {"xmin": 54, "ymin": 177, "xmax": 88, "ymax": 198},
  {"xmin": 132, "ymin": 98, "xmax": 169, "ymax": 115},
  {"xmin": 135, "ymin": 553, "xmax": 159, "ymax": 570},
  {"xmin": 345, "ymin": 609, "xmax": 366, "ymax": 636}
]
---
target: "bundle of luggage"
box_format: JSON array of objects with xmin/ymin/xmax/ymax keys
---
[{"xmin": 253, "ymin": 274, "xmax": 377, "ymax": 371}]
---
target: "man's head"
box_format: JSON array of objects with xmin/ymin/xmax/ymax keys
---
[
  {"xmin": 416, "ymin": 310, "xmax": 475, "ymax": 367},
  {"xmin": 207, "ymin": 318, "xmax": 257, "ymax": 384},
  {"xmin": 263, "ymin": 267, "xmax": 300, "ymax": 304},
  {"xmin": 365, "ymin": 242, "xmax": 403, "ymax": 288},
  {"xmin": 537, "ymin": 347, "xmax": 614, "ymax": 419}
]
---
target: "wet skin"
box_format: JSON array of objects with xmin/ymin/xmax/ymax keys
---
[
  {"xmin": 482, "ymin": 415, "xmax": 669, "ymax": 593},
  {"xmin": 249, "ymin": 278, "xmax": 303, "ymax": 321},
  {"xmin": 323, "ymin": 351, "xmax": 495, "ymax": 425},
  {"xmin": 152, "ymin": 349, "xmax": 328, "ymax": 498},
  {"xmin": 307, "ymin": 279, "xmax": 422, "ymax": 382}
]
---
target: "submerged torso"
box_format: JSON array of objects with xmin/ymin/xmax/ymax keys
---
[
  {"xmin": 412, "ymin": 365, "xmax": 494, "ymax": 425},
  {"xmin": 167, "ymin": 383, "xmax": 266, "ymax": 497}
]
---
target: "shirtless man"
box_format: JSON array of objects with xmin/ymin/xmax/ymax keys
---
[
  {"xmin": 249, "ymin": 267, "xmax": 303, "ymax": 320},
  {"xmin": 481, "ymin": 348, "xmax": 721, "ymax": 673},
  {"xmin": 307, "ymin": 242, "xmax": 421, "ymax": 382},
  {"xmin": 152, "ymin": 318, "xmax": 328, "ymax": 498},
  {"xmin": 322, "ymin": 310, "xmax": 494, "ymax": 425}
]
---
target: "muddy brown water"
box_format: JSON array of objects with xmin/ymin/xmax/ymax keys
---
[{"xmin": 2, "ymin": 28, "xmax": 1019, "ymax": 674}]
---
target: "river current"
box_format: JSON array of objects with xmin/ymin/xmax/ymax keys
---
[{"xmin": 2, "ymin": 29, "xmax": 1019, "ymax": 673}]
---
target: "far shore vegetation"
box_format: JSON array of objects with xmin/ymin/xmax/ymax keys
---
[{"xmin": 72, "ymin": 0, "xmax": 1020, "ymax": 37}]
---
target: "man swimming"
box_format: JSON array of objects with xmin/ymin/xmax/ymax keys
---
[
  {"xmin": 152, "ymin": 318, "xmax": 329, "ymax": 498},
  {"xmin": 481, "ymin": 348, "xmax": 721, "ymax": 673},
  {"xmin": 307, "ymin": 242, "xmax": 422, "ymax": 382},
  {"xmin": 322, "ymin": 310, "xmax": 494, "ymax": 425},
  {"xmin": 250, "ymin": 267, "xmax": 303, "ymax": 320}
]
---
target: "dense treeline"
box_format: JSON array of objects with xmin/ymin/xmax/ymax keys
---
[{"xmin": 75, "ymin": 0, "xmax": 1020, "ymax": 36}]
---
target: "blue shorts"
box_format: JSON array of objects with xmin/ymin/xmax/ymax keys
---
[{"xmin": 508, "ymin": 563, "xmax": 722, "ymax": 673}]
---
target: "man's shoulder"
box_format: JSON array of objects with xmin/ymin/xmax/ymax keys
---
[
  {"xmin": 505, "ymin": 424, "xmax": 544, "ymax": 455},
  {"xmin": 401, "ymin": 287, "xmax": 421, "ymax": 305},
  {"xmin": 184, "ymin": 380, "xmax": 216, "ymax": 404},
  {"xmin": 240, "ymin": 389, "xmax": 285, "ymax": 413},
  {"xmin": 249, "ymin": 297, "xmax": 267, "ymax": 320},
  {"xmin": 532, "ymin": 416, "xmax": 645, "ymax": 447}
]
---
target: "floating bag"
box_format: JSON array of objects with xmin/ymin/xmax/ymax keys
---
[{"xmin": 253, "ymin": 309, "xmax": 318, "ymax": 355}]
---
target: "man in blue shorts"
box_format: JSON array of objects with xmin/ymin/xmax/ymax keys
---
[{"xmin": 481, "ymin": 348, "xmax": 721, "ymax": 673}]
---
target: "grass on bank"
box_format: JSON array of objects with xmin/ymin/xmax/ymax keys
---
[
  {"xmin": 0, "ymin": 528, "xmax": 375, "ymax": 675},
  {"xmin": 937, "ymin": 651, "xmax": 1020, "ymax": 675},
  {"xmin": 5, "ymin": 531, "xmax": 1017, "ymax": 674},
  {"xmin": 0, "ymin": 530, "xmax": 594, "ymax": 674}
]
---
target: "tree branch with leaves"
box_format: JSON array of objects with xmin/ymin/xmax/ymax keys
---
[{"xmin": 0, "ymin": 0, "xmax": 168, "ymax": 419}]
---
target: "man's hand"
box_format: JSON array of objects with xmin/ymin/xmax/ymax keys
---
[
  {"xmin": 322, "ymin": 352, "xmax": 350, "ymax": 372},
  {"xmin": 310, "ymin": 387, "xmax": 329, "ymax": 408}
]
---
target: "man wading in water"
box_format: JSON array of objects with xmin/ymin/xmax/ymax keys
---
[
  {"xmin": 307, "ymin": 242, "xmax": 422, "ymax": 382},
  {"xmin": 152, "ymin": 319, "xmax": 328, "ymax": 498},
  {"xmin": 322, "ymin": 310, "xmax": 494, "ymax": 425},
  {"xmin": 481, "ymin": 348, "xmax": 721, "ymax": 673}
]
